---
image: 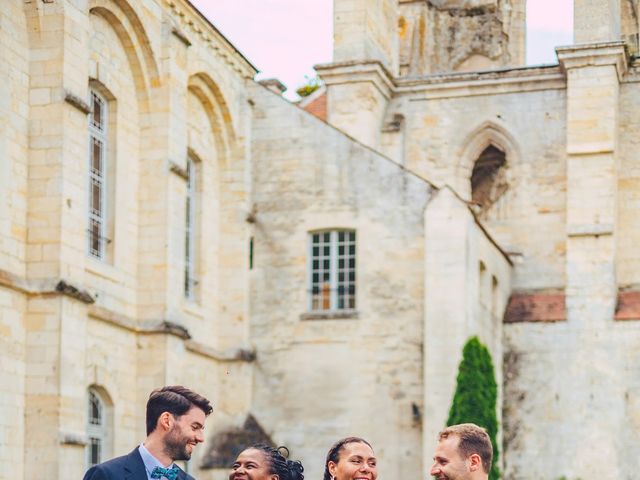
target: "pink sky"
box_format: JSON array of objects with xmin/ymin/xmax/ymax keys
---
[{"xmin": 190, "ymin": 0, "xmax": 573, "ymax": 99}]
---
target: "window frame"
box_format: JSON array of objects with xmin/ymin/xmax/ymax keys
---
[
  {"xmin": 307, "ymin": 229, "xmax": 356, "ymax": 313},
  {"xmin": 86, "ymin": 389, "xmax": 108, "ymax": 469},
  {"xmin": 87, "ymin": 89, "xmax": 109, "ymax": 260},
  {"xmin": 184, "ymin": 155, "xmax": 200, "ymax": 301}
]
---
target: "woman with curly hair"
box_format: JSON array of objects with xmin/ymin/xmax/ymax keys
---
[{"xmin": 230, "ymin": 444, "xmax": 304, "ymax": 480}]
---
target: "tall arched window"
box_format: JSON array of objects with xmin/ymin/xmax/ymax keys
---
[
  {"xmin": 184, "ymin": 155, "xmax": 200, "ymax": 301},
  {"xmin": 86, "ymin": 388, "xmax": 112, "ymax": 468},
  {"xmin": 88, "ymin": 89, "xmax": 109, "ymax": 259}
]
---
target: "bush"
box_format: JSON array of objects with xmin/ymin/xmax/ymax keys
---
[
  {"xmin": 447, "ymin": 336, "xmax": 501, "ymax": 480},
  {"xmin": 295, "ymin": 76, "xmax": 322, "ymax": 98}
]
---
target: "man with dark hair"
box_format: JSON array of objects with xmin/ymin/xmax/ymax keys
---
[
  {"xmin": 84, "ymin": 386, "xmax": 213, "ymax": 480},
  {"xmin": 430, "ymin": 423, "xmax": 492, "ymax": 480}
]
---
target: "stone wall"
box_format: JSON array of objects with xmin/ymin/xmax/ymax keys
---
[
  {"xmin": 397, "ymin": 67, "xmax": 567, "ymax": 291},
  {"xmin": 423, "ymin": 187, "xmax": 512, "ymax": 469},
  {"xmin": 0, "ymin": 0, "xmax": 257, "ymax": 478},
  {"xmin": 0, "ymin": 2, "xmax": 30, "ymax": 478},
  {"xmin": 397, "ymin": 0, "xmax": 526, "ymax": 76},
  {"xmin": 248, "ymin": 82, "xmax": 432, "ymax": 480}
]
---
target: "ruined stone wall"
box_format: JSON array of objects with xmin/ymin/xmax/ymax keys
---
[
  {"xmin": 397, "ymin": 0, "xmax": 526, "ymax": 76},
  {"xmin": 248, "ymin": 82, "xmax": 432, "ymax": 480},
  {"xmin": 398, "ymin": 68, "xmax": 567, "ymax": 291}
]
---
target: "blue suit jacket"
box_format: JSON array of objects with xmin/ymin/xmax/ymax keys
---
[{"xmin": 83, "ymin": 447, "xmax": 194, "ymax": 480}]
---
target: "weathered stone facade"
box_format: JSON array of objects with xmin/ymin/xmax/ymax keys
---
[{"xmin": 2, "ymin": 1, "xmax": 640, "ymax": 480}]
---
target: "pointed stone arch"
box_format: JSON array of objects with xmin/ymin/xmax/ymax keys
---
[
  {"xmin": 455, "ymin": 121, "xmax": 520, "ymax": 201},
  {"xmin": 89, "ymin": 0, "xmax": 160, "ymax": 113},
  {"xmin": 187, "ymin": 73, "xmax": 237, "ymax": 167}
]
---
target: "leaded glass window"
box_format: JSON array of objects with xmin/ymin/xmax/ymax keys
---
[
  {"xmin": 88, "ymin": 90, "xmax": 108, "ymax": 259},
  {"xmin": 309, "ymin": 230, "xmax": 356, "ymax": 312},
  {"xmin": 184, "ymin": 157, "xmax": 199, "ymax": 300},
  {"xmin": 86, "ymin": 390, "xmax": 105, "ymax": 467}
]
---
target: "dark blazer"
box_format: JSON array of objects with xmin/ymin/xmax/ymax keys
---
[{"xmin": 83, "ymin": 447, "xmax": 194, "ymax": 480}]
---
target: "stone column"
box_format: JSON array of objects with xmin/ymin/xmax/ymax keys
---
[
  {"xmin": 23, "ymin": 1, "xmax": 93, "ymax": 478},
  {"xmin": 333, "ymin": 0, "xmax": 399, "ymax": 73},
  {"xmin": 556, "ymin": 41, "xmax": 628, "ymax": 478},
  {"xmin": 574, "ymin": 0, "xmax": 621, "ymax": 43},
  {"xmin": 316, "ymin": 0, "xmax": 398, "ymax": 149}
]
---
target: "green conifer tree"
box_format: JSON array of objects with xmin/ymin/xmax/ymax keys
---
[{"xmin": 447, "ymin": 336, "xmax": 501, "ymax": 480}]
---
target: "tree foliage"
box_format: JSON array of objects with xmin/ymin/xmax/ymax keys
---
[{"xmin": 447, "ymin": 336, "xmax": 501, "ymax": 480}]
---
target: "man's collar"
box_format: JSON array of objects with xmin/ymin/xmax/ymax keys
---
[{"xmin": 138, "ymin": 443, "xmax": 175, "ymax": 476}]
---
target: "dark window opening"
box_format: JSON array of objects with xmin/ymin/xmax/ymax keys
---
[{"xmin": 470, "ymin": 145, "xmax": 507, "ymax": 213}]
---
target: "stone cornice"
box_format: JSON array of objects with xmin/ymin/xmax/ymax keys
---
[
  {"xmin": 166, "ymin": 0, "xmax": 258, "ymax": 79},
  {"xmin": 557, "ymin": 41, "xmax": 629, "ymax": 82},
  {"xmin": 397, "ymin": 65, "xmax": 565, "ymax": 100},
  {"xmin": 316, "ymin": 61, "xmax": 566, "ymax": 100},
  {"xmin": 315, "ymin": 60, "xmax": 396, "ymax": 100}
]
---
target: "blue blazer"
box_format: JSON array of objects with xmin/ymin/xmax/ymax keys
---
[{"xmin": 83, "ymin": 447, "xmax": 194, "ymax": 480}]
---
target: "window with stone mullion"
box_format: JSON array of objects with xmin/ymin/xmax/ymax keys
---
[
  {"xmin": 309, "ymin": 230, "xmax": 356, "ymax": 312},
  {"xmin": 86, "ymin": 390, "xmax": 104, "ymax": 467},
  {"xmin": 88, "ymin": 90, "xmax": 108, "ymax": 259},
  {"xmin": 184, "ymin": 157, "xmax": 198, "ymax": 300}
]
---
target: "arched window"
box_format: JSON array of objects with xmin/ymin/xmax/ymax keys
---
[
  {"xmin": 88, "ymin": 89, "xmax": 110, "ymax": 259},
  {"xmin": 184, "ymin": 155, "xmax": 200, "ymax": 300},
  {"xmin": 86, "ymin": 388, "xmax": 112, "ymax": 468},
  {"xmin": 470, "ymin": 145, "xmax": 507, "ymax": 214}
]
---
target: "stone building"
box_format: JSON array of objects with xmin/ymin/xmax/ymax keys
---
[{"xmin": 1, "ymin": 0, "xmax": 639, "ymax": 479}]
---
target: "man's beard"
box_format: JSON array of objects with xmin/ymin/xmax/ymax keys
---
[{"xmin": 164, "ymin": 425, "xmax": 192, "ymax": 461}]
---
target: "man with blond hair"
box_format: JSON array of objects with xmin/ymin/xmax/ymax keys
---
[{"xmin": 430, "ymin": 423, "xmax": 492, "ymax": 480}]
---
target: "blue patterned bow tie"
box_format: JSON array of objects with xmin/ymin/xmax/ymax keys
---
[{"xmin": 151, "ymin": 465, "xmax": 180, "ymax": 480}]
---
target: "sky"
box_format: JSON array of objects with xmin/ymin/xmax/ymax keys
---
[{"xmin": 190, "ymin": 0, "xmax": 573, "ymax": 99}]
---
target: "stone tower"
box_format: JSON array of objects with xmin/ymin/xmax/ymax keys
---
[
  {"xmin": 317, "ymin": 0, "xmax": 527, "ymax": 149},
  {"xmin": 316, "ymin": 0, "xmax": 400, "ymax": 148},
  {"xmin": 398, "ymin": 0, "xmax": 526, "ymax": 75}
]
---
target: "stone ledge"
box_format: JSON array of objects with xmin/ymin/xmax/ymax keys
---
[
  {"xmin": 185, "ymin": 340, "xmax": 256, "ymax": 362},
  {"xmin": 64, "ymin": 90, "xmax": 91, "ymax": 115},
  {"xmin": 169, "ymin": 160, "xmax": 188, "ymax": 180},
  {"xmin": 315, "ymin": 60, "xmax": 395, "ymax": 100},
  {"xmin": 300, "ymin": 310, "xmax": 359, "ymax": 321},
  {"xmin": 0, "ymin": 269, "xmax": 94, "ymax": 304},
  {"xmin": 59, "ymin": 431, "xmax": 87, "ymax": 446},
  {"xmin": 567, "ymin": 223, "xmax": 614, "ymax": 237},
  {"xmin": 557, "ymin": 41, "xmax": 629, "ymax": 82}
]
